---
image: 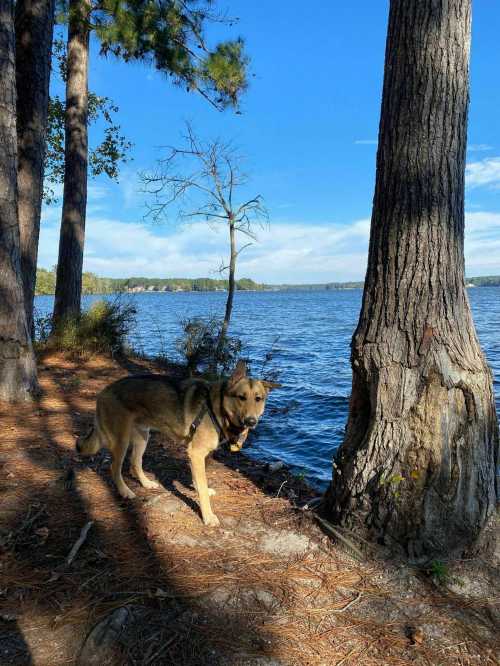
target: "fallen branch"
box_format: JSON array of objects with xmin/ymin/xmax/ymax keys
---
[
  {"xmin": 300, "ymin": 497, "xmax": 323, "ymax": 511},
  {"xmin": 314, "ymin": 515, "xmax": 365, "ymax": 562},
  {"xmin": 276, "ymin": 480, "xmax": 287, "ymax": 497},
  {"xmin": 66, "ymin": 521, "xmax": 94, "ymax": 566}
]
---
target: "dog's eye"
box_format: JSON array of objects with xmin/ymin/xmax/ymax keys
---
[
  {"xmin": 238, "ymin": 394, "xmax": 247, "ymax": 401},
  {"xmin": 255, "ymin": 396, "xmax": 262, "ymax": 402}
]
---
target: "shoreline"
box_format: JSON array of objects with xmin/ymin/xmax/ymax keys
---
[{"xmin": 34, "ymin": 282, "xmax": 500, "ymax": 297}]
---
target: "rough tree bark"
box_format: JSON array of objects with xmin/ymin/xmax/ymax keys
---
[
  {"xmin": 15, "ymin": 0, "xmax": 55, "ymax": 336},
  {"xmin": 0, "ymin": 0, "xmax": 39, "ymax": 401},
  {"xmin": 53, "ymin": 0, "xmax": 90, "ymax": 323},
  {"xmin": 325, "ymin": 0, "xmax": 499, "ymax": 560}
]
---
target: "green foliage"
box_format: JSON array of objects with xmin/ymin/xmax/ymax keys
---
[
  {"xmin": 44, "ymin": 39, "xmax": 132, "ymax": 204},
  {"xmin": 176, "ymin": 316, "xmax": 242, "ymax": 375},
  {"xmin": 35, "ymin": 268, "xmax": 264, "ymax": 295},
  {"xmin": 81, "ymin": 272, "xmax": 116, "ymax": 295},
  {"xmin": 427, "ymin": 560, "xmax": 450, "ymax": 585},
  {"xmin": 201, "ymin": 39, "xmax": 248, "ymax": 106},
  {"xmin": 37, "ymin": 299, "xmax": 136, "ymax": 356},
  {"xmin": 92, "ymin": 1, "xmax": 249, "ymax": 109},
  {"xmin": 466, "ymin": 275, "xmax": 500, "ymax": 286},
  {"xmin": 35, "ymin": 268, "xmax": 57, "ymax": 295}
]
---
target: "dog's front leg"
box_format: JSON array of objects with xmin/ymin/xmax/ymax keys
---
[{"xmin": 188, "ymin": 447, "xmax": 219, "ymax": 527}]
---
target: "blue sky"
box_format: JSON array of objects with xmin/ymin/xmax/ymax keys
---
[{"xmin": 39, "ymin": 1, "xmax": 500, "ymax": 283}]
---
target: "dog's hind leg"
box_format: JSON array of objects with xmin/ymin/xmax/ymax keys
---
[
  {"xmin": 188, "ymin": 446, "xmax": 219, "ymax": 527},
  {"xmin": 109, "ymin": 417, "xmax": 136, "ymax": 499},
  {"xmin": 130, "ymin": 428, "xmax": 159, "ymax": 490}
]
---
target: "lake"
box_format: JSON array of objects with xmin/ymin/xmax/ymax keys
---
[{"xmin": 35, "ymin": 287, "xmax": 500, "ymax": 489}]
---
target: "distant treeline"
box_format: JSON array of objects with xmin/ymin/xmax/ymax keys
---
[
  {"xmin": 35, "ymin": 268, "xmax": 500, "ymax": 296},
  {"xmin": 35, "ymin": 269, "xmax": 265, "ymax": 295},
  {"xmin": 273, "ymin": 281, "xmax": 364, "ymax": 291},
  {"xmin": 466, "ymin": 275, "xmax": 500, "ymax": 287}
]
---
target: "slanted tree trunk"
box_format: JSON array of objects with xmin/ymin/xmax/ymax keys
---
[
  {"xmin": 0, "ymin": 0, "xmax": 38, "ymax": 401},
  {"xmin": 325, "ymin": 0, "xmax": 498, "ymax": 560},
  {"xmin": 216, "ymin": 219, "xmax": 236, "ymax": 364},
  {"xmin": 53, "ymin": 0, "xmax": 90, "ymax": 323},
  {"xmin": 15, "ymin": 0, "xmax": 55, "ymax": 336}
]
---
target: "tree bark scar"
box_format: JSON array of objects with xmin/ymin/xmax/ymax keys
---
[
  {"xmin": 457, "ymin": 382, "xmax": 477, "ymax": 423},
  {"xmin": 418, "ymin": 325, "xmax": 436, "ymax": 356}
]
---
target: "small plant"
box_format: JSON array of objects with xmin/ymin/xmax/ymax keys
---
[
  {"xmin": 295, "ymin": 468, "xmax": 307, "ymax": 483},
  {"xmin": 427, "ymin": 560, "xmax": 450, "ymax": 584},
  {"xmin": 176, "ymin": 316, "xmax": 242, "ymax": 376},
  {"xmin": 36, "ymin": 299, "xmax": 136, "ymax": 357},
  {"xmin": 426, "ymin": 560, "xmax": 464, "ymax": 587}
]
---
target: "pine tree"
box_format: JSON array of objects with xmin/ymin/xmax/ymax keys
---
[
  {"xmin": 325, "ymin": 0, "xmax": 499, "ymax": 560},
  {"xmin": 0, "ymin": 0, "xmax": 39, "ymax": 401},
  {"xmin": 53, "ymin": 0, "xmax": 249, "ymax": 324},
  {"xmin": 15, "ymin": 0, "xmax": 55, "ymax": 336}
]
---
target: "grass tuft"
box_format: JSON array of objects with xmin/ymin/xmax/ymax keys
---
[{"xmin": 35, "ymin": 299, "xmax": 136, "ymax": 357}]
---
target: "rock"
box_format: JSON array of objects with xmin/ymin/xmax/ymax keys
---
[
  {"xmin": 144, "ymin": 495, "xmax": 183, "ymax": 514},
  {"xmin": 259, "ymin": 530, "xmax": 310, "ymax": 557},
  {"xmin": 267, "ymin": 461, "xmax": 285, "ymax": 473},
  {"xmin": 77, "ymin": 606, "xmax": 133, "ymax": 666},
  {"xmin": 159, "ymin": 498, "xmax": 184, "ymax": 515},
  {"xmin": 78, "ymin": 604, "xmax": 183, "ymax": 666}
]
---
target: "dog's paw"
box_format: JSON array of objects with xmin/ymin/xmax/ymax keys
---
[
  {"xmin": 203, "ymin": 513, "xmax": 220, "ymax": 527},
  {"xmin": 119, "ymin": 486, "xmax": 136, "ymax": 500},
  {"xmin": 141, "ymin": 478, "xmax": 160, "ymax": 490},
  {"xmin": 207, "ymin": 487, "xmax": 216, "ymax": 497}
]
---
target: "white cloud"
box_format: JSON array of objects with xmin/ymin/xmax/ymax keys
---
[
  {"xmin": 465, "ymin": 157, "xmax": 500, "ymax": 189},
  {"xmin": 38, "ymin": 212, "xmax": 371, "ymax": 283},
  {"xmin": 37, "ymin": 199, "xmax": 500, "ymax": 283},
  {"xmin": 467, "ymin": 144, "xmax": 493, "ymax": 152},
  {"xmin": 464, "ymin": 211, "xmax": 500, "ymax": 275}
]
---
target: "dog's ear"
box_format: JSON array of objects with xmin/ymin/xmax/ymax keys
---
[
  {"xmin": 262, "ymin": 380, "xmax": 282, "ymax": 392},
  {"xmin": 228, "ymin": 360, "xmax": 247, "ymax": 386}
]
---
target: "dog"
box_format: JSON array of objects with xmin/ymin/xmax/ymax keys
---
[{"xmin": 76, "ymin": 361, "xmax": 280, "ymax": 526}]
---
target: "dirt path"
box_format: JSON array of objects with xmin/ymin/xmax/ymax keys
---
[{"xmin": 0, "ymin": 353, "xmax": 498, "ymax": 665}]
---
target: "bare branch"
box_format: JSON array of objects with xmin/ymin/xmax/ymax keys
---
[{"xmin": 235, "ymin": 242, "xmax": 253, "ymax": 256}]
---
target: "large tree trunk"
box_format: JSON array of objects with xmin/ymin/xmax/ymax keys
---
[
  {"xmin": 15, "ymin": 0, "xmax": 55, "ymax": 336},
  {"xmin": 0, "ymin": 0, "xmax": 39, "ymax": 401},
  {"xmin": 325, "ymin": 0, "xmax": 498, "ymax": 561},
  {"xmin": 53, "ymin": 0, "xmax": 90, "ymax": 323}
]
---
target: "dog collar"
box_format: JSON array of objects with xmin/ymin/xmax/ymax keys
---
[{"xmin": 187, "ymin": 385, "xmax": 243, "ymax": 452}]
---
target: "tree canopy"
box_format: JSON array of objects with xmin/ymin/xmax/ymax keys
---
[{"xmin": 56, "ymin": 0, "xmax": 249, "ymax": 109}]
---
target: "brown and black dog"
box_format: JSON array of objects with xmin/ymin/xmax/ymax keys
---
[{"xmin": 77, "ymin": 361, "xmax": 280, "ymax": 526}]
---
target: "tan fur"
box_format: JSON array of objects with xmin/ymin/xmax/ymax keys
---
[{"xmin": 77, "ymin": 362, "xmax": 280, "ymax": 526}]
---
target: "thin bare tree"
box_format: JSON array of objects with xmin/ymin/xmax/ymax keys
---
[{"xmin": 142, "ymin": 124, "xmax": 268, "ymax": 367}]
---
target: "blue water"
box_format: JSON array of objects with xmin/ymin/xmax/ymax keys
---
[{"xmin": 35, "ymin": 287, "xmax": 500, "ymax": 489}]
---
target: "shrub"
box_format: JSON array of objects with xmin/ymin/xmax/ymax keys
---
[
  {"xmin": 176, "ymin": 316, "xmax": 242, "ymax": 376},
  {"xmin": 36, "ymin": 299, "xmax": 136, "ymax": 356}
]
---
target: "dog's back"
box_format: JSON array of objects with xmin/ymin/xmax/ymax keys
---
[{"xmin": 77, "ymin": 373, "xmax": 207, "ymax": 456}]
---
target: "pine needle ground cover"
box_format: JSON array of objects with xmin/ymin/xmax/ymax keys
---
[{"xmin": 0, "ymin": 352, "xmax": 498, "ymax": 665}]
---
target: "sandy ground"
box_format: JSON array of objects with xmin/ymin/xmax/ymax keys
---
[{"xmin": 0, "ymin": 352, "xmax": 499, "ymax": 666}]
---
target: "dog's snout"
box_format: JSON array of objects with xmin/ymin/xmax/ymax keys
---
[{"xmin": 244, "ymin": 416, "xmax": 257, "ymax": 428}]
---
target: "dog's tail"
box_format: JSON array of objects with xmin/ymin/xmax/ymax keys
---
[{"xmin": 76, "ymin": 418, "xmax": 102, "ymax": 456}]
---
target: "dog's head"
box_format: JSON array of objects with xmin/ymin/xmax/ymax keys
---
[{"xmin": 222, "ymin": 360, "xmax": 281, "ymax": 434}]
